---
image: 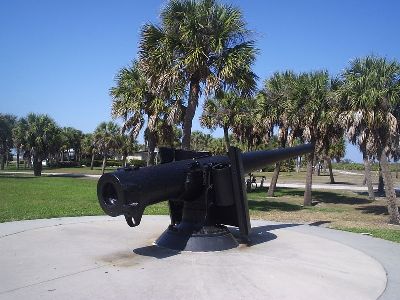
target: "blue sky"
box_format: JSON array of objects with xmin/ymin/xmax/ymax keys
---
[{"xmin": 1, "ymin": 0, "xmax": 399, "ymax": 162}]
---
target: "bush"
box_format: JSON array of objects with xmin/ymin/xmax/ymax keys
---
[
  {"xmin": 80, "ymin": 159, "xmax": 127, "ymax": 168},
  {"xmin": 127, "ymin": 159, "xmax": 146, "ymax": 167},
  {"xmin": 48, "ymin": 161, "xmax": 80, "ymax": 168}
]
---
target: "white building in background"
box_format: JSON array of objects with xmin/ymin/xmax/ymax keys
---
[{"xmin": 126, "ymin": 148, "xmax": 159, "ymax": 164}]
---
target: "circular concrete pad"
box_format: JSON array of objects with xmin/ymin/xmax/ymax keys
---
[{"xmin": 0, "ymin": 216, "xmax": 388, "ymax": 299}]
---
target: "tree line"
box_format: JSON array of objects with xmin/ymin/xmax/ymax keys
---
[
  {"xmin": 108, "ymin": 0, "xmax": 400, "ymax": 224},
  {"xmin": 0, "ymin": 115, "xmax": 141, "ymax": 176}
]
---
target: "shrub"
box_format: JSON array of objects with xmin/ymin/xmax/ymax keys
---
[
  {"xmin": 127, "ymin": 159, "xmax": 146, "ymax": 167},
  {"xmin": 48, "ymin": 161, "xmax": 80, "ymax": 168}
]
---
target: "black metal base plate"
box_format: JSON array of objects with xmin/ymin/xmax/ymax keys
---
[{"xmin": 155, "ymin": 223, "xmax": 239, "ymax": 252}]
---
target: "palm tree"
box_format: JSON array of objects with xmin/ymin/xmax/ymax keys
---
[
  {"xmin": 258, "ymin": 71, "xmax": 297, "ymax": 196},
  {"xmin": 209, "ymin": 137, "xmax": 226, "ymax": 155},
  {"xmin": 339, "ymin": 55, "xmax": 400, "ymax": 224},
  {"xmin": 289, "ymin": 71, "xmax": 331, "ymax": 206},
  {"xmin": 200, "ymin": 91, "xmax": 250, "ymax": 151},
  {"xmin": 325, "ymin": 137, "xmax": 346, "ymax": 183},
  {"xmin": 93, "ymin": 122, "xmax": 121, "ymax": 174},
  {"xmin": 81, "ymin": 133, "xmax": 96, "ymax": 169},
  {"xmin": 191, "ymin": 131, "xmax": 213, "ymax": 151},
  {"xmin": 0, "ymin": 114, "xmax": 17, "ymax": 170},
  {"xmin": 139, "ymin": 0, "xmax": 257, "ymax": 150},
  {"xmin": 12, "ymin": 117, "xmax": 28, "ymax": 169},
  {"xmin": 110, "ymin": 60, "xmax": 183, "ymax": 166},
  {"xmin": 232, "ymin": 95, "xmax": 264, "ymax": 152},
  {"xmin": 24, "ymin": 113, "xmax": 61, "ymax": 176}
]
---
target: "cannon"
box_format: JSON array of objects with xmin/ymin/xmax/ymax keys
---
[{"xmin": 97, "ymin": 144, "xmax": 313, "ymax": 251}]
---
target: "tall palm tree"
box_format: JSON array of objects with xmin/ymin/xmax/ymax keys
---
[
  {"xmin": 290, "ymin": 71, "xmax": 331, "ymax": 206},
  {"xmin": 200, "ymin": 91, "xmax": 250, "ymax": 151},
  {"xmin": 0, "ymin": 114, "xmax": 16, "ymax": 169},
  {"xmin": 139, "ymin": 0, "xmax": 258, "ymax": 150},
  {"xmin": 339, "ymin": 55, "xmax": 400, "ymax": 224},
  {"xmin": 190, "ymin": 131, "xmax": 213, "ymax": 151},
  {"xmin": 93, "ymin": 122, "xmax": 121, "ymax": 174},
  {"xmin": 24, "ymin": 113, "xmax": 61, "ymax": 176},
  {"xmin": 110, "ymin": 60, "xmax": 184, "ymax": 166},
  {"xmin": 325, "ymin": 137, "xmax": 346, "ymax": 183},
  {"xmin": 12, "ymin": 117, "xmax": 28, "ymax": 169},
  {"xmin": 81, "ymin": 133, "xmax": 96, "ymax": 169},
  {"xmin": 232, "ymin": 95, "xmax": 264, "ymax": 152},
  {"xmin": 258, "ymin": 71, "xmax": 297, "ymax": 196},
  {"xmin": 315, "ymin": 78, "xmax": 346, "ymax": 184}
]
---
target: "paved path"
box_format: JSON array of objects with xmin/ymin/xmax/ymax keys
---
[{"xmin": 0, "ymin": 216, "xmax": 399, "ymax": 299}]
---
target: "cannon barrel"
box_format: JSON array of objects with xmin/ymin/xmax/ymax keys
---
[
  {"xmin": 97, "ymin": 144, "xmax": 313, "ymax": 225},
  {"xmin": 241, "ymin": 144, "xmax": 313, "ymax": 173}
]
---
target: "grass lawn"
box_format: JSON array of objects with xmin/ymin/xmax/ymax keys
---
[
  {"xmin": 1, "ymin": 165, "xmax": 118, "ymax": 175},
  {"xmin": 1, "ymin": 173, "xmax": 399, "ymax": 243},
  {"xmin": 247, "ymin": 187, "xmax": 400, "ymax": 243},
  {"xmin": 0, "ymin": 174, "xmax": 168, "ymax": 222}
]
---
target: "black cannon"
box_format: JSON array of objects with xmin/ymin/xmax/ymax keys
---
[{"xmin": 97, "ymin": 144, "xmax": 313, "ymax": 251}]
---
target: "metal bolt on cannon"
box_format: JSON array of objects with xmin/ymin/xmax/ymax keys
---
[{"xmin": 97, "ymin": 144, "xmax": 314, "ymax": 252}]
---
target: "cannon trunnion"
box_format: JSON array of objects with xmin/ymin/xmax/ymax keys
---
[{"xmin": 97, "ymin": 144, "xmax": 313, "ymax": 251}]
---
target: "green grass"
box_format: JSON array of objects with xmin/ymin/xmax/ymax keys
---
[
  {"xmin": 332, "ymin": 226, "xmax": 400, "ymax": 243},
  {"xmin": 1, "ymin": 165, "xmax": 118, "ymax": 175},
  {"xmin": 0, "ymin": 174, "xmax": 168, "ymax": 223},
  {"xmin": 0, "ymin": 175, "xmax": 102, "ymax": 222}
]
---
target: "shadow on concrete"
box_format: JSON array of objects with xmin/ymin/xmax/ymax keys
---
[
  {"xmin": 230, "ymin": 223, "xmax": 301, "ymax": 246},
  {"xmin": 133, "ymin": 245, "xmax": 179, "ymax": 259},
  {"xmin": 133, "ymin": 223, "xmax": 301, "ymax": 258}
]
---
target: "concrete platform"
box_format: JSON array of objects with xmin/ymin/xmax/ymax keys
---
[{"xmin": 0, "ymin": 216, "xmax": 399, "ymax": 300}]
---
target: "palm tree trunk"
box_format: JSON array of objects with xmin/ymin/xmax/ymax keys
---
[
  {"xmin": 101, "ymin": 153, "xmax": 107, "ymax": 174},
  {"xmin": 33, "ymin": 157, "xmax": 42, "ymax": 176},
  {"xmin": 147, "ymin": 130, "xmax": 157, "ymax": 166},
  {"xmin": 268, "ymin": 130, "xmax": 287, "ymax": 197},
  {"xmin": 122, "ymin": 149, "xmax": 127, "ymax": 167},
  {"xmin": 296, "ymin": 156, "xmax": 301, "ymax": 173},
  {"xmin": 0, "ymin": 142, "xmax": 5, "ymax": 170},
  {"xmin": 267, "ymin": 162, "xmax": 281, "ymax": 197},
  {"xmin": 0, "ymin": 146, "xmax": 4, "ymax": 170},
  {"xmin": 378, "ymin": 164, "xmax": 385, "ymax": 195},
  {"xmin": 303, "ymin": 152, "xmax": 313, "ymax": 206},
  {"xmin": 223, "ymin": 126, "xmax": 230, "ymax": 152},
  {"xmin": 5, "ymin": 150, "xmax": 9, "ymax": 167},
  {"xmin": 327, "ymin": 157, "xmax": 335, "ymax": 184},
  {"xmin": 379, "ymin": 151, "xmax": 400, "ymax": 225},
  {"xmin": 90, "ymin": 151, "xmax": 95, "ymax": 170},
  {"xmin": 182, "ymin": 77, "xmax": 200, "ymax": 150},
  {"xmin": 363, "ymin": 154, "xmax": 375, "ymax": 201},
  {"xmin": 16, "ymin": 148, "xmax": 20, "ymax": 170},
  {"xmin": 24, "ymin": 154, "xmax": 27, "ymax": 169}
]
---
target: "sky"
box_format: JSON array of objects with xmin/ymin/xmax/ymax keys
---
[{"xmin": 1, "ymin": 0, "xmax": 399, "ymax": 162}]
